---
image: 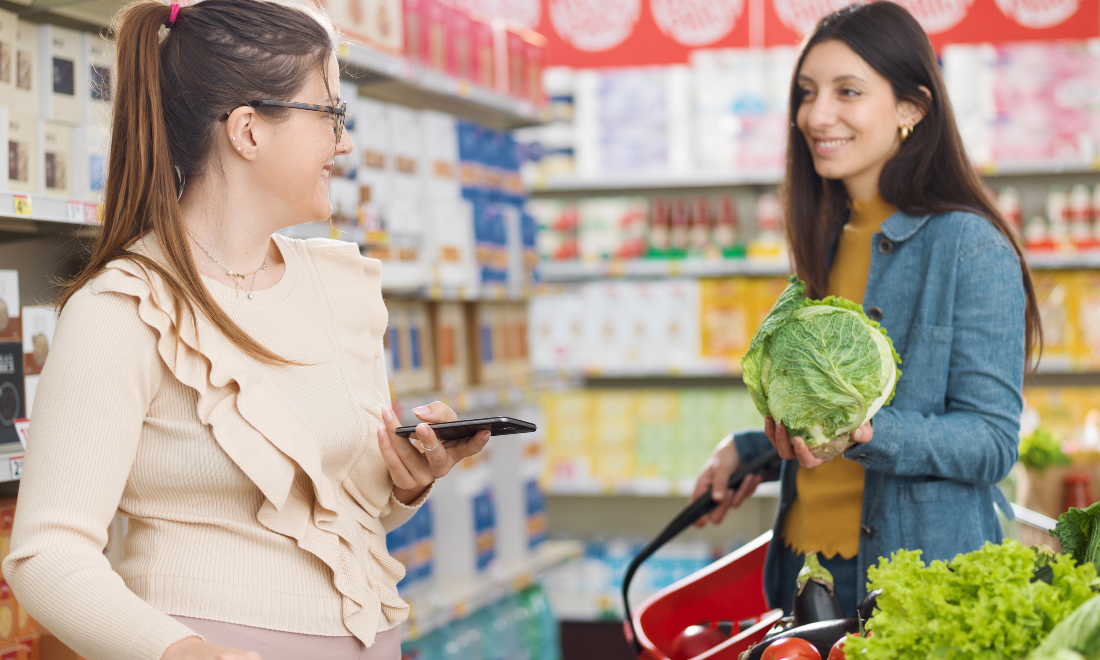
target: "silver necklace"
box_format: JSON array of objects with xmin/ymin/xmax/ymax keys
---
[{"xmin": 189, "ymin": 233, "xmax": 269, "ymax": 299}]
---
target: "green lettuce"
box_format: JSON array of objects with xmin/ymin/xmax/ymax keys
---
[
  {"xmin": 1051, "ymin": 502, "xmax": 1100, "ymax": 574},
  {"xmin": 741, "ymin": 276, "xmax": 901, "ymax": 458},
  {"xmin": 843, "ymin": 541, "xmax": 1098, "ymax": 660},
  {"xmin": 1030, "ymin": 595, "xmax": 1100, "ymax": 660}
]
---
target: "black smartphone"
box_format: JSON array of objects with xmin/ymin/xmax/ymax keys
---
[{"xmin": 394, "ymin": 416, "xmax": 536, "ymax": 441}]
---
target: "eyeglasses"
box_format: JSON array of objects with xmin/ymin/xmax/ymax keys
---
[{"xmin": 224, "ymin": 100, "xmax": 347, "ymax": 143}]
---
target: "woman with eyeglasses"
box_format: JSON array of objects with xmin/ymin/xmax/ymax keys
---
[{"xmin": 2, "ymin": 2, "xmax": 487, "ymax": 659}]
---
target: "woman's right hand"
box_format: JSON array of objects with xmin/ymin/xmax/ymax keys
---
[
  {"xmin": 161, "ymin": 637, "xmax": 262, "ymax": 660},
  {"xmin": 690, "ymin": 434, "xmax": 763, "ymax": 527}
]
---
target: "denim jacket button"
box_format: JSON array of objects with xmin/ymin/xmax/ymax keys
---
[
  {"xmin": 878, "ymin": 238, "xmax": 894, "ymax": 255},
  {"xmin": 867, "ymin": 306, "xmax": 883, "ymax": 321},
  {"xmin": 855, "ymin": 453, "xmax": 868, "ymax": 460},
  {"xmin": 861, "ymin": 525, "xmax": 873, "ymax": 539}
]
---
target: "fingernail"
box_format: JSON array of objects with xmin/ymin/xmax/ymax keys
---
[
  {"xmin": 416, "ymin": 423, "xmax": 429, "ymax": 437},
  {"xmin": 712, "ymin": 490, "xmax": 725, "ymax": 501},
  {"xmin": 382, "ymin": 408, "xmax": 394, "ymax": 422},
  {"xmin": 413, "ymin": 406, "xmax": 429, "ymax": 414}
]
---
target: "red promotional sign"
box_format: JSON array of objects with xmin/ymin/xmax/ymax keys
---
[{"xmin": 530, "ymin": 0, "xmax": 1100, "ymax": 67}]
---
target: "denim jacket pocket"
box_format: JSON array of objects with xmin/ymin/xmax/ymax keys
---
[
  {"xmin": 897, "ymin": 324, "xmax": 953, "ymax": 405},
  {"xmin": 898, "ymin": 478, "xmax": 984, "ymax": 562}
]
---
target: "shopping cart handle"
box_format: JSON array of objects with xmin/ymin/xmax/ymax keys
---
[{"xmin": 622, "ymin": 448, "xmax": 783, "ymax": 653}]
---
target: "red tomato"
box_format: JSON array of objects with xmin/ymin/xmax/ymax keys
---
[
  {"xmin": 827, "ymin": 637, "xmax": 847, "ymax": 660},
  {"xmin": 762, "ymin": 637, "xmax": 822, "ymax": 660}
]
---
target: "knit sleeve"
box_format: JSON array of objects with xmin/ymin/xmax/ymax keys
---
[{"xmin": 2, "ymin": 286, "xmax": 201, "ymax": 660}]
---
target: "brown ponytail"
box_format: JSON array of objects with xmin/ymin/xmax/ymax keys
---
[{"xmin": 59, "ymin": 0, "xmax": 338, "ymax": 365}]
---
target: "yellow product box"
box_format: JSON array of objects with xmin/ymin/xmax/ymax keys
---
[
  {"xmin": 700, "ymin": 277, "xmax": 751, "ymax": 364},
  {"xmin": 634, "ymin": 390, "xmax": 678, "ymax": 424},
  {"xmin": 1075, "ymin": 271, "xmax": 1100, "ymax": 370},
  {"xmin": 1033, "ymin": 271, "xmax": 1078, "ymax": 371},
  {"xmin": 593, "ymin": 448, "xmax": 633, "ymax": 483},
  {"xmin": 592, "ymin": 390, "xmax": 637, "ymax": 422}
]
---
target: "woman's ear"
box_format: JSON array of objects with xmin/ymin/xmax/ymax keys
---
[
  {"xmin": 226, "ymin": 106, "xmax": 259, "ymax": 156},
  {"xmin": 898, "ymin": 86, "xmax": 932, "ymax": 129}
]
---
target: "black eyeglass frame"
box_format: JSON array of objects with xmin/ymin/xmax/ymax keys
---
[{"xmin": 223, "ymin": 100, "xmax": 347, "ymax": 144}]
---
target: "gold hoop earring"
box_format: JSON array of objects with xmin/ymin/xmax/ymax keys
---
[{"xmin": 900, "ymin": 124, "xmax": 913, "ymax": 141}]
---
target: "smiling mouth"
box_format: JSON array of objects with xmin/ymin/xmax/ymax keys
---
[{"xmin": 813, "ymin": 137, "xmax": 852, "ymax": 150}]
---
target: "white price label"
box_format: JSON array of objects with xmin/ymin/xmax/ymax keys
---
[
  {"xmin": 67, "ymin": 201, "xmax": 84, "ymax": 222},
  {"xmin": 9, "ymin": 455, "xmax": 24, "ymax": 479}
]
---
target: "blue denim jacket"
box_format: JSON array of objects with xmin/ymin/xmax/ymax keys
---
[{"xmin": 734, "ymin": 209, "xmax": 1024, "ymax": 607}]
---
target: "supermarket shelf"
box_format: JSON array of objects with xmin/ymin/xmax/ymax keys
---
[
  {"xmin": 401, "ymin": 539, "xmax": 582, "ymax": 641},
  {"xmin": 0, "ymin": 192, "xmax": 101, "ymax": 243},
  {"xmin": 529, "ymin": 170, "xmax": 785, "ymax": 196},
  {"xmin": 537, "ymin": 258, "xmax": 791, "ymax": 282},
  {"xmin": 528, "ymin": 162, "xmax": 1100, "ymax": 196},
  {"xmin": 0, "ymin": 444, "xmax": 25, "ymax": 484},
  {"xmin": 570, "ymin": 370, "xmax": 1100, "ymax": 388},
  {"xmin": 1027, "ymin": 252, "xmax": 1100, "ymax": 270},
  {"xmin": 393, "ymin": 378, "xmax": 577, "ymax": 424},
  {"xmin": 536, "ymin": 251, "xmax": 1100, "ymax": 283},
  {"xmin": 545, "ymin": 479, "xmax": 780, "ymax": 499},
  {"xmin": 341, "ymin": 42, "xmax": 543, "ymax": 132},
  {"xmin": 382, "ymin": 283, "xmax": 530, "ymax": 302}
]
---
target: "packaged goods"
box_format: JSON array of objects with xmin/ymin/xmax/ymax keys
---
[
  {"xmin": 38, "ymin": 121, "xmax": 71, "ymax": 197},
  {"xmin": 13, "ymin": 22, "xmax": 36, "ymax": 117},
  {"xmin": 432, "ymin": 301, "xmax": 470, "ymax": 391},
  {"xmin": 37, "ymin": 25, "xmax": 82, "ymax": 125},
  {"xmin": 0, "ymin": 275, "xmax": 17, "ymax": 342},
  {"xmin": 19, "ymin": 307, "xmax": 55, "ymax": 376},
  {"xmin": 0, "ymin": 343, "xmax": 25, "ymax": 447},
  {"xmin": 0, "ymin": 10, "xmax": 16, "ymax": 107},
  {"xmin": 82, "ymin": 33, "xmax": 114, "ymax": 128},
  {"xmin": 7, "ymin": 112, "xmax": 37, "ymax": 195}
]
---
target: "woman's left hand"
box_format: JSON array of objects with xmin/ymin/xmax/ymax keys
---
[
  {"xmin": 376, "ymin": 401, "xmax": 491, "ymax": 504},
  {"xmin": 766, "ymin": 417, "xmax": 873, "ymax": 470}
]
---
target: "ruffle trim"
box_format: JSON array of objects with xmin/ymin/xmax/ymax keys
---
[{"xmin": 91, "ymin": 236, "xmax": 405, "ymax": 645}]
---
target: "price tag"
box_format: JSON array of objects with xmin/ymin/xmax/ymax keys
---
[
  {"xmin": 85, "ymin": 202, "xmax": 100, "ymax": 224},
  {"xmin": 9, "ymin": 455, "xmax": 24, "ymax": 480},
  {"xmin": 67, "ymin": 201, "xmax": 83, "ymax": 222},
  {"xmin": 13, "ymin": 196, "xmax": 31, "ymax": 216},
  {"xmin": 13, "ymin": 419, "xmax": 29, "ymax": 450},
  {"xmin": 457, "ymin": 80, "xmax": 471, "ymax": 98}
]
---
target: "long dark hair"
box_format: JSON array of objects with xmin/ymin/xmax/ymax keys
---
[
  {"xmin": 60, "ymin": 0, "xmax": 337, "ymax": 364},
  {"xmin": 782, "ymin": 1, "xmax": 1042, "ymax": 373}
]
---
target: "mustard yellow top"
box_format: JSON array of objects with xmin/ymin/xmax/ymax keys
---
[{"xmin": 781, "ymin": 194, "xmax": 897, "ymax": 559}]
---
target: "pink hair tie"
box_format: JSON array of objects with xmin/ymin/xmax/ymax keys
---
[{"xmin": 165, "ymin": 3, "xmax": 181, "ymax": 28}]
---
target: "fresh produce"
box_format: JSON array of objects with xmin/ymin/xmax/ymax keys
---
[
  {"xmin": 841, "ymin": 540, "xmax": 1097, "ymax": 660},
  {"xmin": 827, "ymin": 637, "xmax": 849, "ymax": 660},
  {"xmin": 761, "ymin": 637, "xmax": 822, "ymax": 660},
  {"xmin": 1051, "ymin": 502, "xmax": 1100, "ymax": 574},
  {"xmin": 670, "ymin": 624, "xmax": 728, "ymax": 660},
  {"xmin": 1019, "ymin": 427, "xmax": 1071, "ymax": 472},
  {"xmin": 741, "ymin": 276, "xmax": 901, "ymax": 460},
  {"xmin": 793, "ymin": 553, "xmax": 844, "ymax": 626},
  {"xmin": 744, "ymin": 620, "xmax": 860, "ymax": 660},
  {"xmin": 856, "ymin": 589, "xmax": 882, "ymax": 623},
  {"xmin": 1029, "ymin": 595, "xmax": 1100, "ymax": 660}
]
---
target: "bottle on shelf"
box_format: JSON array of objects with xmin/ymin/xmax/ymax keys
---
[
  {"xmin": 648, "ymin": 197, "xmax": 671, "ymax": 255},
  {"xmin": 712, "ymin": 194, "xmax": 742, "ymax": 258},
  {"xmin": 1069, "ymin": 184, "xmax": 1093, "ymax": 251},
  {"xmin": 1046, "ymin": 186, "xmax": 1072, "ymax": 253},
  {"xmin": 1064, "ymin": 472, "xmax": 1095, "ymax": 513},
  {"xmin": 747, "ymin": 193, "xmax": 785, "ymax": 260},
  {"xmin": 689, "ymin": 196, "xmax": 711, "ymax": 256},
  {"xmin": 997, "ymin": 186, "xmax": 1021, "ymax": 235},
  {"xmin": 669, "ymin": 197, "xmax": 690, "ymax": 254}
]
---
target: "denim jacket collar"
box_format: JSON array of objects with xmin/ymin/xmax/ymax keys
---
[{"xmin": 881, "ymin": 209, "xmax": 935, "ymax": 242}]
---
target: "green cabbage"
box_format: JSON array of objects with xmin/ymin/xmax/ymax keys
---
[
  {"xmin": 741, "ymin": 276, "xmax": 901, "ymax": 458},
  {"xmin": 1019, "ymin": 427, "xmax": 1071, "ymax": 473},
  {"xmin": 1051, "ymin": 502, "xmax": 1100, "ymax": 575},
  {"xmin": 1030, "ymin": 595, "xmax": 1100, "ymax": 660}
]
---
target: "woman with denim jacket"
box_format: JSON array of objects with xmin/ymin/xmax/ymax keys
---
[{"xmin": 690, "ymin": 2, "xmax": 1042, "ymax": 617}]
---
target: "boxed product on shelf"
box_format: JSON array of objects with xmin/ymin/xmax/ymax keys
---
[
  {"xmin": 0, "ymin": 342, "xmax": 25, "ymax": 446},
  {"xmin": 1033, "ymin": 271, "xmax": 1077, "ymax": 371},
  {"xmin": 401, "ymin": 0, "xmax": 423, "ymax": 66},
  {"xmin": 386, "ymin": 104, "xmax": 421, "ymax": 198},
  {"xmin": 489, "ymin": 403, "xmax": 546, "ymax": 564},
  {"xmin": 424, "ymin": 197, "xmax": 478, "ymax": 289},
  {"xmin": 422, "ymin": 0, "xmax": 453, "ymax": 75},
  {"xmin": 0, "ymin": 10, "xmax": 15, "ymax": 107},
  {"xmin": 539, "ymin": 387, "xmax": 764, "ymax": 491},
  {"xmin": 1077, "ymin": 272, "xmax": 1100, "ymax": 367},
  {"xmin": 355, "ymin": 96, "xmax": 390, "ymax": 197},
  {"xmin": 577, "ymin": 197, "xmax": 648, "ymax": 261},
  {"xmin": 450, "ymin": 6, "xmax": 481, "ymax": 87},
  {"xmin": 700, "ymin": 277, "xmax": 752, "ymax": 363},
  {"xmin": 82, "ymin": 33, "xmax": 114, "ymax": 129},
  {"xmin": 385, "ymin": 299, "xmax": 435, "ymax": 395},
  {"xmin": 71, "ymin": 122, "xmax": 109, "ymax": 202},
  {"xmin": 431, "ymin": 450, "xmax": 497, "ymax": 577},
  {"xmin": 14, "ymin": 22, "xmax": 36, "ymax": 118},
  {"xmin": 432, "ymin": 301, "xmax": 470, "ymax": 391},
  {"xmin": 37, "ymin": 25, "xmax": 83, "ymax": 126},
  {"xmin": 38, "ymin": 120, "xmax": 71, "ymax": 197},
  {"xmin": 20, "ymin": 375, "xmax": 35, "ymax": 420},
  {"xmin": 418, "ymin": 110, "xmax": 460, "ymax": 200},
  {"xmin": 527, "ymin": 286, "xmax": 584, "ymax": 372},
  {"xmin": 333, "ymin": 0, "xmax": 403, "ymax": 53},
  {"xmin": 527, "ymin": 199, "xmax": 578, "ymax": 261},
  {"xmin": 0, "ymin": 272, "xmax": 18, "ymax": 340},
  {"xmin": 20, "ymin": 306, "xmax": 55, "ymax": 376},
  {"xmin": 7, "ymin": 111, "xmax": 37, "ymax": 195}
]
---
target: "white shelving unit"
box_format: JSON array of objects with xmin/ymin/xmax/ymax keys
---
[
  {"xmin": 401, "ymin": 539, "xmax": 582, "ymax": 641},
  {"xmin": 0, "ymin": 192, "xmax": 101, "ymax": 241},
  {"xmin": 545, "ymin": 478, "xmax": 780, "ymax": 499}
]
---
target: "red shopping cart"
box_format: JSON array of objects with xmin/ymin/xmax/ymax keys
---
[{"xmin": 621, "ymin": 449, "xmax": 783, "ymax": 660}]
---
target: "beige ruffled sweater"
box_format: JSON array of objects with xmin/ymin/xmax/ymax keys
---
[{"xmin": 3, "ymin": 234, "xmax": 424, "ymax": 660}]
